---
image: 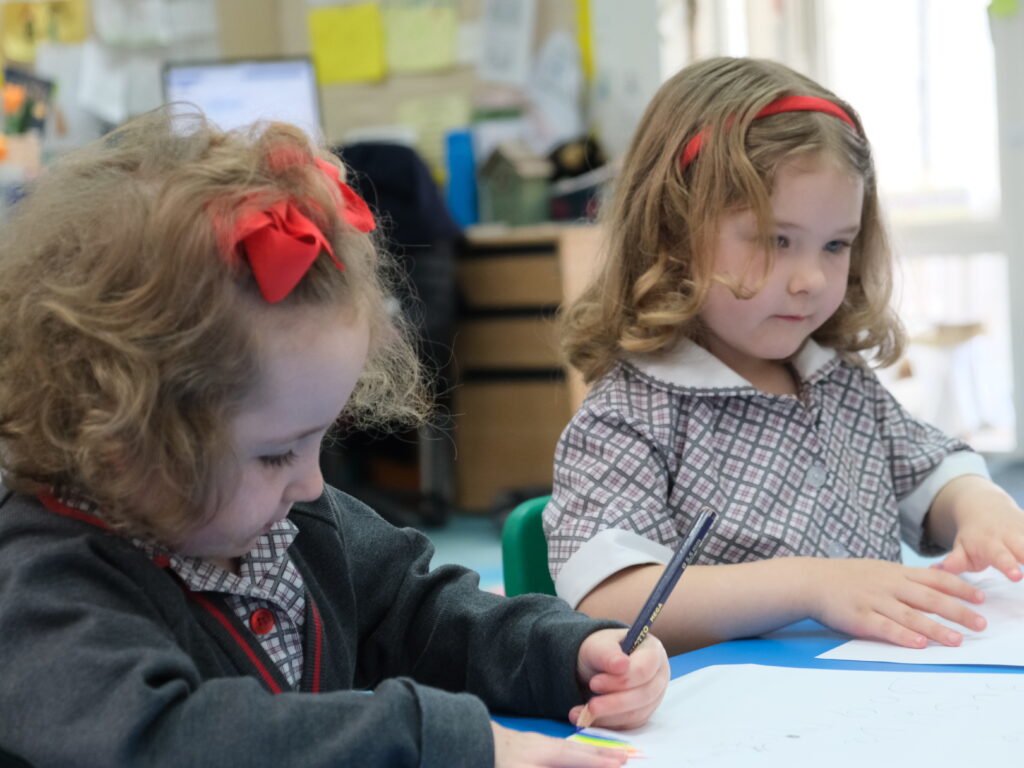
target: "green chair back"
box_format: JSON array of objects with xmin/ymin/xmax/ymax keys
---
[{"xmin": 501, "ymin": 495, "xmax": 556, "ymax": 597}]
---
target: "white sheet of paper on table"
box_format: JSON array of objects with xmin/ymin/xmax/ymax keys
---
[
  {"xmin": 574, "ymin": 663, "xmax": 1024, "ymax": 766},
  {"xmin": 817, "ymin": 566, "xmax": 1024, "ymax": 665}
]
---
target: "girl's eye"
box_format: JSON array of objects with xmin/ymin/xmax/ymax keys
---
[
  {"xmin": 824, "ymin": 240, "xmax": 851, "ymax": 254},
  {"xmin": 259, "ymin": 451, "xmax": 298, "ymax": 468},
  {"xmin": 774, "ymin": 235, "xmax": 790, "ymax": 249}
]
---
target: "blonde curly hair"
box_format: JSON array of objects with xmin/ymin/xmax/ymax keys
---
[
  {"xmin": 0, "ymin": 107, "xmax": 427, "ymax": 543},
  {"xmin": 562, "ymin": 57, "xmax": 904, "ymax": 383}
]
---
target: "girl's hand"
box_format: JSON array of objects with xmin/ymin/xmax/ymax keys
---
[
  {"xmin": 805, "ymin": 558, "xmax": 986, "ymax": 648},
  {"xmin": 492, "ymin": 722, "xmax": 628, "ymax": 768},
  {"xmin": 938, "ymin": 495, "xmax": 1024, "ymax": 582},
  {"xmin": 571, "ymin": 628, "xmax": 669, "ymax": 730}
]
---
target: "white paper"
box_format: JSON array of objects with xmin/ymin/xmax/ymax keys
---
[
  {"xmin": 92, "ymin": 0, "xmax": 216, "ymax": 46},
  {"xmin": 818, "ymin": 567, "xmax": 1024, "ymax": 665},
  {"xmin": 92, "ymin": 0, "xmax": 165, "ymax": 46},
  {"xmin": 78, "ymin": 40, "xmax": 129, "ymax": 125},
  {"xmin": 577, "ymin": 664, "xmax": 1024, "ymax": 765},
  {"xmin": 524, "ymin": 30, "xmax": 583, "ymax": 155},
  {"xmin": 456, "ymin": 21, "xmax": 481, "ymax": 66},
  {"xmin": 34, "ymin": 43, "xmax": 107, "ymax": 154},
  {"xmin": 125, "ymin": 53, "xmax": 165, "ymax": 117},
  {"xmin": 476, "ymin": 0, "xmax": 536, "ymax": 86}
]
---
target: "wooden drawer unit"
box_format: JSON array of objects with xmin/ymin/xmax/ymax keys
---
[
  {"xmin": 453, "ymin": 378, "xmax": 571, "ymax": 511},
  {"xmin": 452, "ymin": 224, "xmax": 602, "ymax": 511},
  {"xmin": 455, "ymin": 314, "xmax": 561, "ymax": 370}
]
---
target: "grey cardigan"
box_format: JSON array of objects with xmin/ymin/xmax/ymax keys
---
[{"xmin": 0, "ymin": 484, "xmax": 617, "ymax": 767}]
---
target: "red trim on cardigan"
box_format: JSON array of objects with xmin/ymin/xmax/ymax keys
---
[
  {"xmin": 38, "ymin": 492, "xmax": 110, "ymax": 530},
  {"xmin": 40, "ymin": 490, "xmax": 300, "ymax": 693},
  {"xmin": 186, "ymin": 592, "xmax": 283, "ymax": 694},
  {"xmin": 309, "ymin": 598, "xmax": 323, "ymax": 693}
]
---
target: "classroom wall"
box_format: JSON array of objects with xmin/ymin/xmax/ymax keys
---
[{"xmin": 213, "ymin": 0, "xmax": 661, "ymax": 161}]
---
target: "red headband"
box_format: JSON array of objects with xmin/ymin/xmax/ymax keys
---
[
  {"xmin": 227, "ymin": 157, "xmax": 376, "ymax": 304},
  {"xmin": 680, "ymin": 95, "xmax": 858, "ymax": 169}
]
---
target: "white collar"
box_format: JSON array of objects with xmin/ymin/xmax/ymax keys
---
[{"xmin": 623, "ymin": 337, "xmax": 838, "ymax": 392}]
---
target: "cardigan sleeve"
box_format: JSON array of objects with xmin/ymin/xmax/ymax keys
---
[
  {"xmin": 0, "ymin": 490, "xmax": 618, "ymax": 768},
  {"xmin": 328, "ymin": 490, "xmax": 623, "ymax": 720},
  {"xmin": 0, "ymin": 522, "xmax": 496, "ymax": 768}
]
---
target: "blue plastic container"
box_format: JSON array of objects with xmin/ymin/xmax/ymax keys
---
[{"xmin": 444, "ymin": 129, "xmax": 478, "ymax": 229}]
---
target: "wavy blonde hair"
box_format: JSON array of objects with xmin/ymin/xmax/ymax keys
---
[
  {"xmin": 562, "ymin": 57, "xmax": 904, "ymax": 382},
  {"xmin": 0, "ymin": 108, "xmax": 427, "ymax": 542}
]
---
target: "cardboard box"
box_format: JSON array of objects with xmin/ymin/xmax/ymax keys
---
[{"xmin": 453, "ymin": 379, "xmax": 571, "ymax": 511}]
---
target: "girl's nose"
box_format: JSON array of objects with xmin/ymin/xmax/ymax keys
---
[
  {"xmin": 788, "ymin": 255, "xmax": 827, "ymax": 295},
  {"xmin": 287, "ymin": 454, "xmax": 325, "ymax": 503}
]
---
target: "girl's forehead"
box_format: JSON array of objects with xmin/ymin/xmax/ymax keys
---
[{"xmin": 233, "ymin": 307, "xmax": 369, "ymax": 445}]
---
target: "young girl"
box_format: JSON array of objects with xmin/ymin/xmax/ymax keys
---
[
  {"xmin": 0, "ymin": 109, "xmax": 668, "ymax": 768},
  {"xmin": 546, "ymin": 56, "xmax": 1024, "ymax": 656}
]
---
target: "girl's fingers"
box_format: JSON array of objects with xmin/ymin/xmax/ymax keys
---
[
  {"xmin": 858, "ymin": 612, "xmax": 927, "ymax": 649},
  {"xmin": 880, "ymin": 603, "xmax": 965, "ymax": 647},
  {"xmin": 494, "ymin": 725, "xmax": 628, "ymax": 768},
  {"xmin": 1006, "ymin": 535, "xmax": 1024, "ymax": 574},
  {"xmin": 911, "ymin": 567, "xmax": 985, "ymax": 603},
  {"xmin": 988, "ymin": 545, "xmax": 1023, "ymax": 581},
  {"xmin": 548, "ymin": 741, "xmax": 628, "ymax": 768},
  {"xmin": 938, "ymin": 546, "xmax": 970, "ymax": 575},
  {"xmin": 901, "ymin": 583, "xmax": 987, "ymax": 633},
  {"xmin": 587, "ymin": 650, "xmax": 662, "ymax": 695},
  {"xmin": 580, "ymin": 681, "xmax": 665, "ymax": 727}
]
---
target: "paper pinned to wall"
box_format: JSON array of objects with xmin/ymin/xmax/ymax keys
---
[
  {"xmin": 34, "ymin": 43, "xmax": 106, "ymax": 153},
  {"xmin": 2, "ymin": 0, "xmax": 89, "ymax": 62},
  {"xmin": 578, "ymin": 664, "xmax": 1024, "ymax": 765},
  {"xmin": 395, "ymin": 92, "xmax": 471, "ymax": 181},
  {"xmin": 77, "ymin": 39, "xmax": 128, "ymax": 125},
  {"xmin": 309, "ymin": 3, "xmax": 387, "ymax": 85},
  {"xmin": 524, "ymin": 30, "xmax": 583, "ymax": 154},
  {"xmin": 91, "ymin": 0, "xmax": 216, "ymax": 47},
  {"xmin": 456, "ymin": 21, "xmax": 480, "ymax": 66},
  {"xmin": 383, "ymin": 0, "xmax": 457, "ymax": 74},
  {"xmin": 1, "ymin": 3, "xmax": 40, "ymax": 62},
  {"xmin": 990, "ymin": 0, "xmax": 1019, "ymax": 19},
  {"xmin": 819, "ymin": 566, "xmax": 1024, "ymax": 666},
  {"xmin": 477, "ymin": 0, "xmax": 536, "ymax": 86},
  {"xmin": 575, "ymin": 0, "xmax": 594, "ymax": 81}
]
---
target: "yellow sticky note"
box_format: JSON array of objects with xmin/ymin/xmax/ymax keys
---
[
  {"xmin": 2, "ymin": 2, "xmax": 46, "ymax": 62},
  {"xmin": 1, "ymin": 0, "xmax": 88, "ymax": 62},
  {"xmin": 990, "ymin": 0, "xmax": 1019, "ymax": 17},
  {"xmin": 383, "ymin": 0, "xmax": 457, "ymax": 74},
  {"xmin": 576, "ymin": 0, "xmax": 593, "ymax": 81},
  {"xmin": 308, "ymin": 3, "xmax": 386, "ymax": 85},
  {"xmin": 48, "ymin": 0, "xmax": 90, "ymax": 44}
]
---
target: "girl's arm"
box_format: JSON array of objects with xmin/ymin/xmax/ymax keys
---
[
  {"xmin": 927, "ymin": 474, "xmax": 1024, "ymax": 580},
  {"xmin": 578, "ymin": 556, "xmax": 986, "ymax": 657}
]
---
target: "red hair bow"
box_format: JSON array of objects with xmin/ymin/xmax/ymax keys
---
[{"xmin": 230, "ymin": 158, "xmax": 376, "ymax": 303}]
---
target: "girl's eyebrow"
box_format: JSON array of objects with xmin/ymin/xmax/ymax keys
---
[
  {"xmin": 775, "ymin": 220, "xmax": 861, "ymax": 237},
  {"xmin": 269, "ymin": 422, "xmax": 334, "ymax": 445}
]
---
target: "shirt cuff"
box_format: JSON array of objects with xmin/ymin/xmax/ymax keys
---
[
  {"xmin": 555, "ymin": 528, "xmax": 674, "ymax": 609},
  {"xmin": 899, "ymin": 451, "xmax": 991, "ymax": 554}
]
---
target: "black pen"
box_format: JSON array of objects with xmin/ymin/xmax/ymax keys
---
[
  {"xmin": 619, "ymin": 506, "xmax": 717, "ymax": 654},
  {"xmin": 577, "ymin": 506, "xmax": 718, "ymax": 728}
]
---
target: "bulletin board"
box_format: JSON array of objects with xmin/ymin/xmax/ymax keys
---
[{"xmin": 215, "ymin": 0, "xmax": 582, "ymax": 175}]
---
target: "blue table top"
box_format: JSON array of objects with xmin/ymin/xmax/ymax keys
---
[{"xmin": 495, "ymin": 619, "xmax": 1024, "ymax": 737}]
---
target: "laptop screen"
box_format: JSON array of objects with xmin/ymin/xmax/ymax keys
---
[{"xmin": 163, "ymin": 58, "xmax": 323, "ymax": 140}]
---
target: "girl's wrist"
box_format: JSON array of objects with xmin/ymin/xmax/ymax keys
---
[{"xmin": 779, "ymin": 556, "xmax": 827, "ymax": 621}]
